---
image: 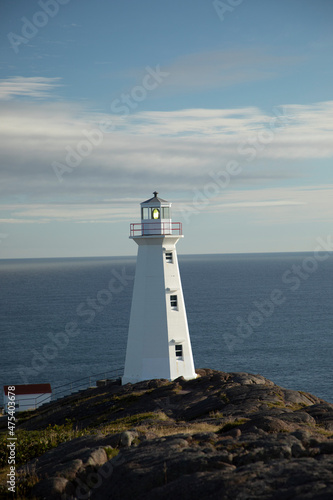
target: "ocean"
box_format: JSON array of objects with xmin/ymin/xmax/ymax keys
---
[{"xmin": 1, "ymin": 252, "xmax": 332, "ymax": 406}]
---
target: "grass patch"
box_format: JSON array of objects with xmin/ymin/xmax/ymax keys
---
[
  {"xmin": 92, "ymin": 390, "xmax": 158, "ymax": 425},
  {"xmin": 0, "ymin": 420, "xmax": 95, "ymax": 498},
  {"xmin": 100, "ymin": 411, "xmax": 220, "ymax": 438},
  {"xmin": 100, "ymin": 412, "xmax": 163, "ymax": 433},
  {"xmin": 315, "ymin": 428, "xmax": 333, "ymax": 437},
  {"xmin": 219, "ymin": 393, "xmax": 230, "ymax": 403},
  {"xmin": 138, "ymin": 421, "xmax": 220, "ymax": 437},
  {"xmin": 209, "ymin": 411, "xmax": 224, "ymax": 419},
  {"xmin": 287, "ymin": 402, "xmax": 308, "ymax": 411},
  {"xmin": 0, "ymin": 468, "xmax": 40, "ymax": 499},
  {"xmin": 111, "ymin": 391, "xmax": 147, "ymax": 403},
  {"xmin": 267, "ymin": 401, "xmax": 286, "ymax": 409},
  {"xmin": 0, "ymin": 420, "xmax": 91, "ymax": 468},
  {"xmin": 218, "ymin": 419, "xmax": 247, "ymax": 433},
  {"xmin": 311, "ymin": 423, "xmax": 333, "ymax": 437}
]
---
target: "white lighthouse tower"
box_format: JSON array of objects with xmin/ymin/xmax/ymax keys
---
[{"xmin": 122, "ymin": 192, "xmax": 197, "ymax": 384}]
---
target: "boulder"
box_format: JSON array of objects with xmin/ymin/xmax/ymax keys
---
[{"xmin": 31, "ymin": 477, "xmax": 72, "ymax": 499}]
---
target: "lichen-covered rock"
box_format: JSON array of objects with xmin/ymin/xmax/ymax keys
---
[
  {"xmin": 120, "ymin": 430, "xmax": 139, "ymax": 447},
  {"xmin": 86, "ymin": 447, "xmax": 108, "ymax": 467},
  {"xmin": 31, "ymin": 476, "xmax": 72, "ymax": 499},
  {"xmin": 52, "ymin": 458, "xmax": 83, "ymax": 480}
]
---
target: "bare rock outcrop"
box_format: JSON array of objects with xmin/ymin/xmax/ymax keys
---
[{"xmin": 10, "ymin": 369, "xmax": 333, "ymax": 499}]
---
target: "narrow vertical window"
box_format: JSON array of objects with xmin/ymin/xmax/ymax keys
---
[
  {"xmin": 175, "ymin": 345, "xmax": 183, "ymax": 357},
  {"xmin": 161, "ymin": 207, "xmax": 170, "ymax": 219},
  {"xmin": 142, "ymin": 207, "xmax": 149, "ymax": 219},
  {"xmin": 165, "ymin": 252, "xmax": 173, "ymax": 263},
  {"xmin": 170, "ymin": 295, "xmax": 178, "ymax": 308}
]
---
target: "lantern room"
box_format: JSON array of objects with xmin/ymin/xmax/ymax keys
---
[
  {"xmin": 141, "ymin": 191, "xmax": 171, "ymax": 235},
  {"xmin": 130, "ymin": 191, "xmax": 182, "ymax": 236}
]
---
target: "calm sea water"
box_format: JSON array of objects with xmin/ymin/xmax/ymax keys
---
[{"xmin": 1, "ymin": 253, "xmax": 332, "ymax": 405}]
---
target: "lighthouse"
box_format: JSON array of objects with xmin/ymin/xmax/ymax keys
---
[{"xmin": 122, "ymin": 192, "xmax": 197, "ymax": 384}]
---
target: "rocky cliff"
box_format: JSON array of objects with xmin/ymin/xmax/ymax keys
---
[{"xmin": 5, "ymin": 369, "xmax": 333, "ymax": 499}]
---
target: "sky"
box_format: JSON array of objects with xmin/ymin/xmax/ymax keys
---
[{"xmin": 0, "ymin": 0, "xmax": 332, "ymax": 258}]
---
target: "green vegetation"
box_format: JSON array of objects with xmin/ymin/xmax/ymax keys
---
[
  {"xmin": 219, "ymin": 392, "xmax": 230, "ymax": 403},
  {"xmin": 87, "ymin": 389, "xmax": 158, "ymax": 426},
  {"xmin": 266, "ymin": 401, "xmax": 286, "ymax": 409},
  {"xmin": 305, "ymin": 422, "xmax": 333, "ymax": 437},
  {"xmin": 218, "ymin": 419, "xmax": 248, "ymax": 433},
  {"xmin": 100, "ymin": 412, "xmax": 163, "ymax": 433},
  {"xmin": 110, "ymin": 391, "xmax": 151, "ymax": 404},
  {"xmin": 104, "ymin": 446, "xmax": 120, "ymax": 460},
  {"xmin": 2, "ymin": 470, "xmax": 40, "ymax": 499},
  {"xmin": 0, "ymin": 419, "xmax": 97, "ymax": 498},
  {"xmin": 209, "ymin": 411, "xmax": 224, "ymax": 419},
  {"xmin": 0, "ymin": 420, "xmax": 91, "ymax": 469}
]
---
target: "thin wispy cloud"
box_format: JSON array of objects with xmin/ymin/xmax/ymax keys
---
[
  {"xmin": 0, "ymin": 203, "xmax": 136, "ymax": 224},
  {"xmin": 176, "ymin": 184, "xmax": 333, "ymax": 225},
  {"xmin": 162, "ymin": 49, "xmax": 301, "ymax": 91},
  {"xmin": 0, "ymin": 88, "xmax": 332, "ymax": 227},
  {"xmin": 0, "ymin": 76, "xmax": 62, "ymax": 101},
  {"xmin": 0, "ymin": 98, "xmax": 332, "ymax": 188},
  {"xmin": 118, "ymin": 48, "xmax": 303, "ymax": 94},
  {"xmin": 213, "ymin": 201, "xmax": 305, "ymax": 209},
  {"xmin": 1, "ymin": 184, "xmax": 332, "ymax": 226}
]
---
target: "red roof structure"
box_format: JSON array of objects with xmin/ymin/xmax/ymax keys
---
[{"xmin": 4, "ymin": 384, "xmax": 52, "ymax": 396}]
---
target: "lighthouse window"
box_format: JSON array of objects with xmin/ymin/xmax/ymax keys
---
[
  {"xmin": 175, "ymin": 345, "xmax": 183, "ymax": 357},
  {"xmin": 142, "ymin": 207, "xmax": 149, "ymax": 219},
  {"xmin": 170, "ymin": 295, "xmax": 178, "ymax": 308},
  {"xmin": 165, "ymin": 252, "xmax": 173, "ymax": 263},
  {"xmin": 161, "ymin": 207, "xmax": 170, "ymax": 219}
]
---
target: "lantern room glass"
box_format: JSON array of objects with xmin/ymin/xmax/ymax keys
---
[{"xmin": 141, "ymin": 207, "xmax": 171, "ymax": 220}]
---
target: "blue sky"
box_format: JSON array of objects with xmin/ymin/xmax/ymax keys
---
[{"xmin": 0, "ymin": 0, "xmax": 332, "ymax": 258}]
